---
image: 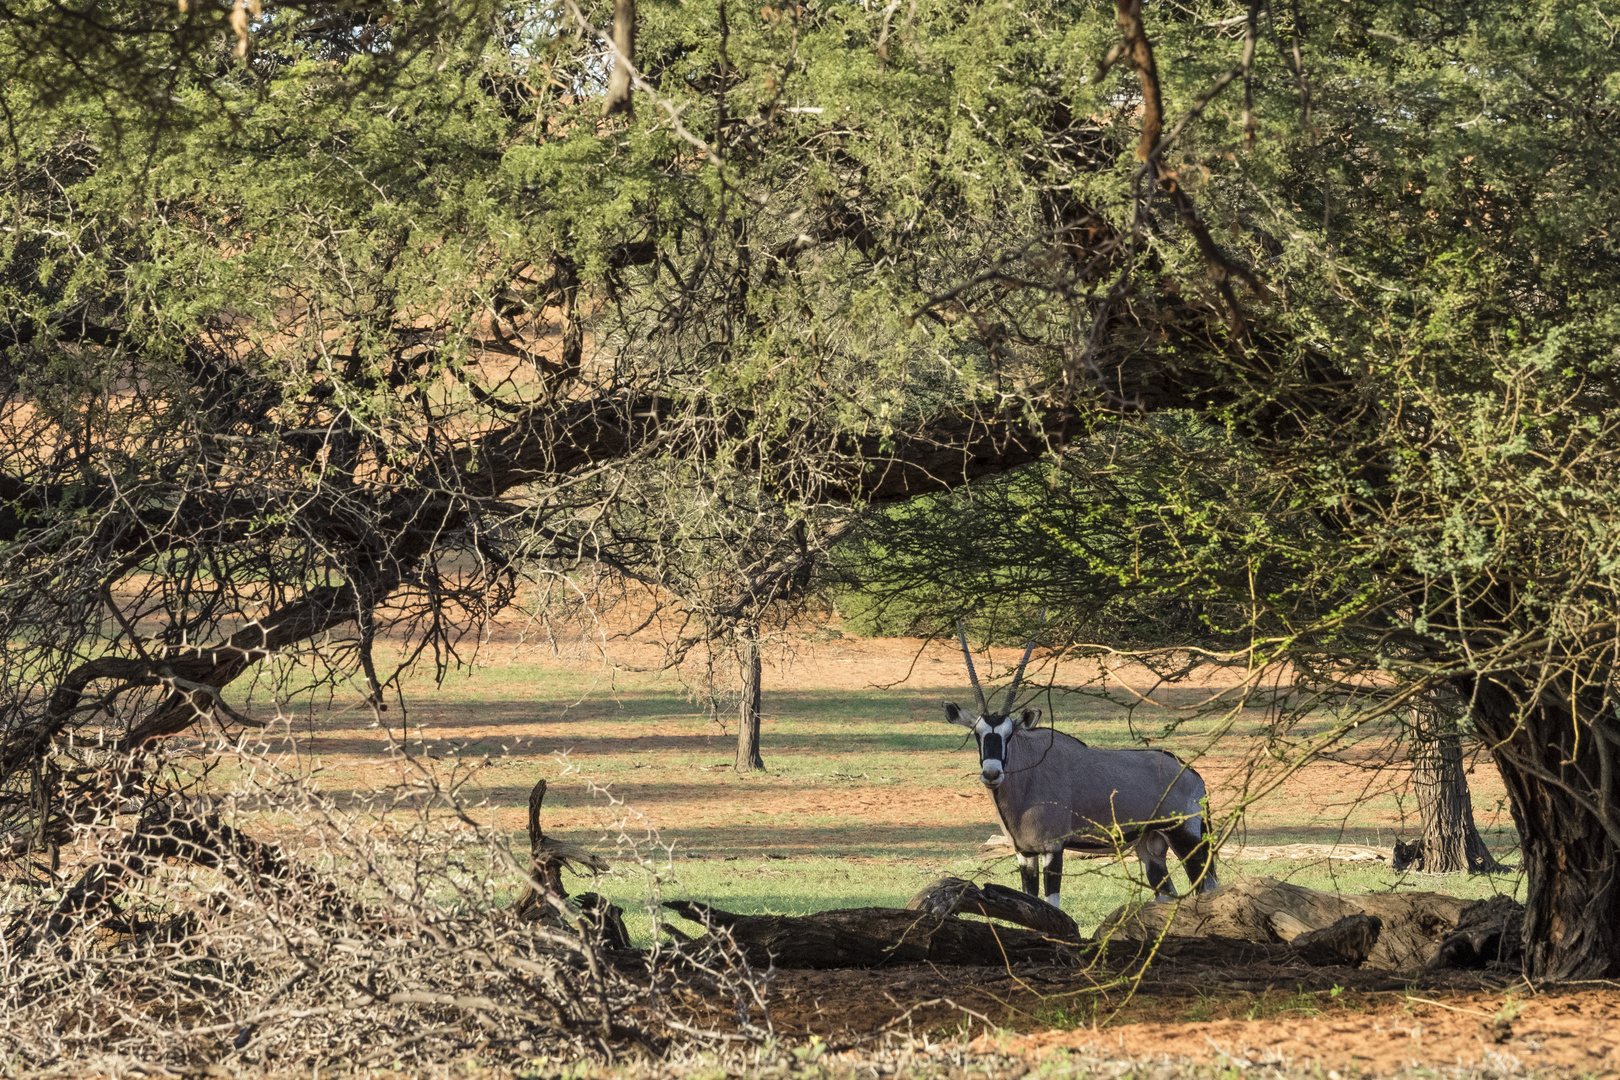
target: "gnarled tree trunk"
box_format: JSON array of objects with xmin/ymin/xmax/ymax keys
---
[
  {"xmin": 1401, "ymin": 701, "xmax": 1504, "ymax": 874},
  {"xmin": 1470, "ymin": 675, "xmax": 1620, "ymax": 979}
]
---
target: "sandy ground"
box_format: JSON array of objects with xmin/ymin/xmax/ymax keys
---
[
  {"xmin": 971, "ymin": 988, "xmax": 1620, "ymax": 1075},
  {"xmin": 592, "ymin": 630, "xmax": 1586, "ymax": 1074}
]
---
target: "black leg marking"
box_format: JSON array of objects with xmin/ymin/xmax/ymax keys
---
[
  {"xmin": 1143, "ymin": 855, "xmax": 1172, "ymax": 898},
  {"xmin": 1019, "ymin": 853, "xmax": 1040, "ymax": 897},
  {"xmin": 1137, "ymin": 831, "xmax": 1174, "ymax": 899},
  {"xmin": 1042, "ymin": 849, "xmax": 1064, "ymax": 907},
  {"xmin": 1168, "ymin": 817, "xmax": 1220, "ymax": 893}
]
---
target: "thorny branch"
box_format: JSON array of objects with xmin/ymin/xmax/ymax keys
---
[{"xmin": 0, "ymin": 736, "xmax": 773, "ymax": 1071}]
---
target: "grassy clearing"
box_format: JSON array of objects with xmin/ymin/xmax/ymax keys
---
[{"xmin": 223, "ymin": 637, "xmax": 1522, "ymax": 945}]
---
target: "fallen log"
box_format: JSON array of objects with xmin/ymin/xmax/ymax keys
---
[
  {"xmin": 906, "ymin": 876, "xmax": 1080, "ymax": 940},
  {"xmin": 1430, "ymin": 893, "xmax": 1523, "ymax": 970},
  {"xmin": 1099, "ymin": 876, "xmax": 1516, "ymax": 972},
  {"xmin": 1289, "ymin": 913, "xmax": 1383, "ymax": 968},
  {"xmin": 662, "ymin": 900, "xmax": 1080, "ymax": 969}
]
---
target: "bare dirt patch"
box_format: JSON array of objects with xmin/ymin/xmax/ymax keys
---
[
  {"xmin": 666, "ymin": 932, "xmax": 1603, "ymax": 1075},
  {"xmin": 973, "ymin": 986, "xmax": 1619, "ymax": 1075}
]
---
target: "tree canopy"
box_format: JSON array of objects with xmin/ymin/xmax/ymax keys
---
[{"xmin": 829, "ymin": 0, "xmax": 1620, "ymax": 978}]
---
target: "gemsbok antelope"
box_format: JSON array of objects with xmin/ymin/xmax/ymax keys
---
[{"xmin": 946, "ymin": 625, "xmax": 1219, "ymax": 907}]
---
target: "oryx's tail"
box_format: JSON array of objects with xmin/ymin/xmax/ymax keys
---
[{"xmin": 1173, "ymin": 816, "xmax": 1220, "ymax": 894}]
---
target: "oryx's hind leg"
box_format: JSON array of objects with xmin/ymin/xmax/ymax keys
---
[
  {"xmin": 1016, "ymin": 851, "xmax": 1040, "ymax": 898},
  {"xmin": 1135, "ymin": 831, "xmax": 1175, "ymax": 901},
  {"xmin": 1168, "ymin": 816, "xmax": 1220, "ymax": 894}
]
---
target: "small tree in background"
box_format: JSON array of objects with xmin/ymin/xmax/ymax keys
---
[{"xmin": 1398, "ymin": 696, "xmax": 1504, "ymax": 874}]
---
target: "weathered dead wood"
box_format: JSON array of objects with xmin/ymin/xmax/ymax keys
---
[
  {"xmin": 1289, "ymin": 914, "xmax": 1383, "ymax": 968},
  {"xmin": 511, "ymin": 780, "xmax": 626, "ymax": 947},
  {"xmin": 513, "ymin": 779, "xmax": 610, "ymax": 919},
  {"xmin": 662, "ymin": 899, "xmax": 1081, "ymax": 969},
  {"xmin": 906, "ymin": 876, "xmax": 1081, "ymax": 940},
  {"xmin": 1430, "ymin": 893, "xmax": 1524, "ymax": 970},
  {"xmin": 1099, "ymin": 876, "xmax": 1496, "ymax": 972}
]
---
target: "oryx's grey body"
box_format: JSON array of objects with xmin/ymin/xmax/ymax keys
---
[
  {"xmin": 945, "ymin": 623, "xmax": 1218, "ymax": 907},
  {"xmin": 948, "ymin": 706, "xmax": 1218, "ymax": 904}
]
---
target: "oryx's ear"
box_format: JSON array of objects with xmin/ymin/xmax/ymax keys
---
[
  {"xmin": 1016, "ymin": 708, "xmax": 1042, "ymax": 730},
  {"xmin": 943, "ymin": 702, "xmax": 976, "ymax": 727}
]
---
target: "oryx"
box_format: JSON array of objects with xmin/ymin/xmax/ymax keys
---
[{"xmin": 946, "ymin": 625, "xmax": 1218, "ymax": 907}]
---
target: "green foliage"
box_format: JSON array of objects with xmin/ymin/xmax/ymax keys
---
[
  {"xmin": 21, "ymin": 0, "xmax": 1612, "ymax": 683},
  {"xmin": 4, "ymin": 0, "xmax": 1619, "ymax": 979},
  {"xmin": 828, "ymin": 417, "xmax": 1275, "ymax": 648}
]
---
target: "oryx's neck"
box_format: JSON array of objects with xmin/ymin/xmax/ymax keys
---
[
  {"xmin": 988, "ymin": 784, "xmax": 1019, "ymax": 839},
  {"xmin": 988, "ymin": 738, "xmax": 1043, "ymax": 811},
  {"xmin": 987, "ymin": 727, "xmax": 1085, "ymax": 847}
]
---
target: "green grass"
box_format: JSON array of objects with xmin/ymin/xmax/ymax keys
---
[{"xmin": 215, "ymin": 638, "xmax": 1523, "ymax": 946}]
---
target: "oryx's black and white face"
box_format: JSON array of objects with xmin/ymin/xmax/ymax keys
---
[
  {"xmin": 945, "ymin": 619, "xmax": 1043, "ymax": 788},
  {"xmin": 944, "ymin": 703, "xmax": 1043, "ymax": 789}
]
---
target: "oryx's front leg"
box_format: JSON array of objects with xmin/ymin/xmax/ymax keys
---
[
  {"xmin": 1040, "ymin": 848, "xmax": 1064, "ymax": 908},
  {"xmin": 1017, "ymin": 848, "xmax": 1065, "ymax": 906},
  {"xmin": 1016, "ymin": 851, "xmax": 1041, "ymax": 897}
]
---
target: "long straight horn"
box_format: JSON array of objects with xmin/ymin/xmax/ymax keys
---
[
  {"xmin": 1002, "ymin": 633, "xmax": 1040, "ymax": 714},
  {"xmin": 957, "ymin": 620, "xmax": 988, "ymax": 714}
]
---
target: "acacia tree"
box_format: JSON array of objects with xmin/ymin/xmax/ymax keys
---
[
  {"xmin": 812, "ymin": 0, "xmax": 1618, "ymax": 977},
  {"xmin": 1088, "ymin": 0, "xmax": 1616, "ymax": 978},
  {"xmin": 1, "ymin": 0, "xmax": 1616, "ymax": 990},
  {"xmin": 0, "ymin": 0, "xmax": 1082, "ymax": 879},
  {"xmin": 0, "ymin": 8, "xmax": 1103, "ymax": 1060}
]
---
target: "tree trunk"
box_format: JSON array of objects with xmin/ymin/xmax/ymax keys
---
[
  {"xmin": 734, "ymin": 622, "xmax": 764, "ymax": 772},
  {"xmin": 1401, "ymin": 702, "xmax": 1505, "ymax": 873},
  {"xmin": 602, "ymin": 0, "xmax": 637, "ymax": 116},
  {"xmin": 1470, "ymin": 676, "xmax": 1620, "ymax": 979}
]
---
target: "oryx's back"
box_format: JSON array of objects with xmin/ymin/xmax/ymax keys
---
[{"xmin": 997, "ymin": 728, "xmax": 1207, "ymax": 852}]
